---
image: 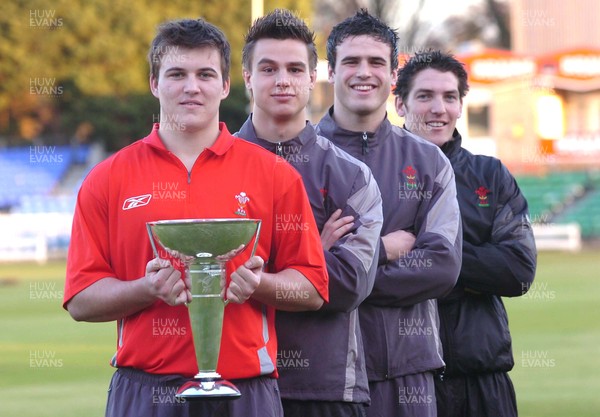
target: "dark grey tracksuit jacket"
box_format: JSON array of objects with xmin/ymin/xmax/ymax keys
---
[
  {"xmin": 237, "ymin": 118, "xmax": 383, "ymax": 403},
  {"xmin": 317, "ymin": 110, "xmax": 462, "ymax": 381}
]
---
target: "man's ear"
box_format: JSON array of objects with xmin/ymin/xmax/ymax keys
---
[
  {"xmin": 309, "ymin": 69, "xmax": 317, "ymax": 90},
  {"xmin": 149, "ymin": 74, "xmax": 159, "ymax": 98},
  {"xmin": 391, "ymin": 68, "xmax": 398, "ymax": 87},
  {"xmin": 327, "ymin": 66, "xmax": 335, "ymax": 84},
  {"xmin": 395, "ymin": 96, "xmax": 406, "ymax": 117},
  {"xmin": 221, "ymin": 76, "xmax": 231, "ymax": 100},
  {"xmin": 242, "ymin": 68, "xmax": 252, "ymax": 90}
]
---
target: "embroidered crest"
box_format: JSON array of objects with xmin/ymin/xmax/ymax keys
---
[
  {"xmin": 402, "ymin": 166, "xmax": 418, "ymax": 190},
  {"xmin": 235, "ymin": 192, "xmax": 250, "ymax": 216},
  {"xmin": 475, "ymin": 186, "xmax": 490, "ymax": 207}
]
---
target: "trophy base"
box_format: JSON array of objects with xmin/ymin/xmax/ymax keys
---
[{"xmin": 175, "ymin": 372, "xmax": 241, "ymax": 400}]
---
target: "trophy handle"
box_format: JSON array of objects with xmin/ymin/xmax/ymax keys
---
[
  {"xmin": 223, "ymin": 220, "xmax": 261, "ymax": 307},
  {"xmin": 250, "ymin": 220, "xmax": 262, "ymax": 258},
  {"xmin": 146, "ymin": 225, "xmax": 160, "ymax": 258}
]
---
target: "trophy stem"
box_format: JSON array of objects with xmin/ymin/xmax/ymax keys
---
[
  {"xmin": 175, "ymin": 262, "xmax": 241, "ymax": 400},
  {"xmin": 188, "ymin": 262, "xmax": 225, "ymax": 373}
]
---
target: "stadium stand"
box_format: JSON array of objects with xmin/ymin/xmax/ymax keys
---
[
  {"xmin": 0, "ymin": 145, "xmax": 91, "ymax": 261},
  {"xmin": 517, "ymin": 170, "xmax": 600, "ymax": 241}
]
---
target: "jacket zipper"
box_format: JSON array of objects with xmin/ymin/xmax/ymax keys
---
[
  {"xmin": 276, "ymin": 142, "xmax": 283, "ymax": 157},
  {"xmin": 362, "ymin": 132, "xmax": 368, "ymax": 155}
]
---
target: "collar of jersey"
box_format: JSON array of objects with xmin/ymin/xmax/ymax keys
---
[{"xmin": 142, "ymin": 122, "xmax": 236, "ymax": 156}]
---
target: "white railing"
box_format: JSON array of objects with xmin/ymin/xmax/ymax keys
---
[
  {"xmin": 532, "ymin": 223, "xmax": 582, "ymax": 252},
  {"xmin": 0, "ymin": 213, "xmax": 73, "ymax": 263}
]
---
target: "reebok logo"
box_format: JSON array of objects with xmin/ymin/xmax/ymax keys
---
[{"xmin": 123, "ymin": 194, "xmax": 152, "ymax": 210}]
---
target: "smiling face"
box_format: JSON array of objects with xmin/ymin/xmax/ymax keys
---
[
  {"xmin": 244, "ymin": 38, "xmax": 315, "ymax": 125},
  {"xmin": 150, "ymin": 46, "xmax": 230, "ymax": 135},
  {"xmin": 395, "ymin": 68, "xmax": 463, "ymax": 146},
  {"xmin": 329, "ymin": 35, "xmax": 397, "ymax": 126}
]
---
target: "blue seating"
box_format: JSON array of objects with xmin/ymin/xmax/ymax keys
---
[{"xmin": 0, "ymin": 145, "xmax": 89, "ymax": 209}]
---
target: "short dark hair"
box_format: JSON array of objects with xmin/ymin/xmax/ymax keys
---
[
  {"xmin": 242, "ymin": 9, "xmax": 317, "ymax": 71},
  {"xmin": 326, "ymin": 8, "xmax": 399, "ymax": 71},
  {"xmin": 148, "ymin": 18, "xmax": 231, "ymax": 83},
  {"xmin": 394, "ymin": 50, "xmax": 469, "ymax": 101}
]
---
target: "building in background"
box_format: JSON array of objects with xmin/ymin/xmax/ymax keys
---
[{"xmin": 453, "ymin": 0, "xmax": 600, "ymax": 174}]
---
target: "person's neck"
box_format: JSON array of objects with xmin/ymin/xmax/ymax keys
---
[
  {"xmin": 158, "ymin": 121, "xmax": 221, "ymax": 171},
  {"xmin": 331, "ymin": 102, "xmax": 386, "ymax": 133},
  {"xmin": 251, "ymin": 110, "xmax": 306, "ymax": 143}
]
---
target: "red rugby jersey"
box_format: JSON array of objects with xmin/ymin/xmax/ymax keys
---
[{"xmin": 64, "ymin": 123, "xmax": 328, "ymax": 379}]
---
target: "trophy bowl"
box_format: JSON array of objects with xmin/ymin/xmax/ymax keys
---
[{"xmin": 146, "ymin": 218, "xmax": 262, "ymax": 400}]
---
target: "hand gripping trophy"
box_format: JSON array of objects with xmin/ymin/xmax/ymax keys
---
[{"xmin": 146, "ymin": 218, "xmax": 261, "ymax": 400}]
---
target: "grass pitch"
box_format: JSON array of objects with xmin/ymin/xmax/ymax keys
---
[{"xmin": 0, "ymin": 251, "xmax": 599, "ymax": 416}]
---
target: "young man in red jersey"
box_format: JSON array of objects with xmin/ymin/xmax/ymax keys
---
[{"xmin": 63, "ymin": 17, "xmax": 328, "ymax": 417}]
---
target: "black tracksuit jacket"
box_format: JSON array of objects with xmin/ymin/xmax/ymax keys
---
[{"xmin": 437, "ymin": 131, "xmax": 537, "ymax": 377}]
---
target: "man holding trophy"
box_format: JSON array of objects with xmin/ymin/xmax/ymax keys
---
[{"xmin": 63, "ymin": 18, "xmax": 328, "ymax": 417}]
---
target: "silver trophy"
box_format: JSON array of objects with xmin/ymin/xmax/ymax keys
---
[{"xmin": 146, "ymin": 218, "xmax": 261, "ymax": 400}]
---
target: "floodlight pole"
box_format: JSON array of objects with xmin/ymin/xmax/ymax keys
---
[{"xmin": 251, "ymin": 0, "xmax": 263, "ymax": 22}]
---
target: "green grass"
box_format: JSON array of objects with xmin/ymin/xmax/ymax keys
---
[
  {"xmin": 0, "ymin": 260, "xmax": 114, "ymax": 416},
  {"xmin": 505, "ymin": 249, "xmax": 600, "ymax": 417},
  {"xmin": 0, "ymin": 252, "xmax": 599, "ymax": 416}
]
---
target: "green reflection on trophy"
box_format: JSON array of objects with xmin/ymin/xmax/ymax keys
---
[{"xmin": 146, "ymin": 218, "xmax": 261, "ymax": 400}]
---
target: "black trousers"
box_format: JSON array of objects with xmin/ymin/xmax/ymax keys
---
[
  {"xmin": 435, "ymin": 372, "xmax": 518, "ymax": 417},
  {"xmin": 105, "ymin": 368, "xmax": 283, "ymax": 417},
  {"xmin": 282, "ymin": 399, "xmax": 367, "ymax": 417}
]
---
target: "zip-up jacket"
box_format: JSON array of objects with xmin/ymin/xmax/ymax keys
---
[
  {"xmin": 317, "ymin": 110, "xmax": 462, "ymax": 380},
  {"xmin": 237, "ymin": 118, "xmax": 383, "ymax": 403},
  {"xmin": 437, "ymin": 131, "xmax": 537, "ymax": 376}
]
